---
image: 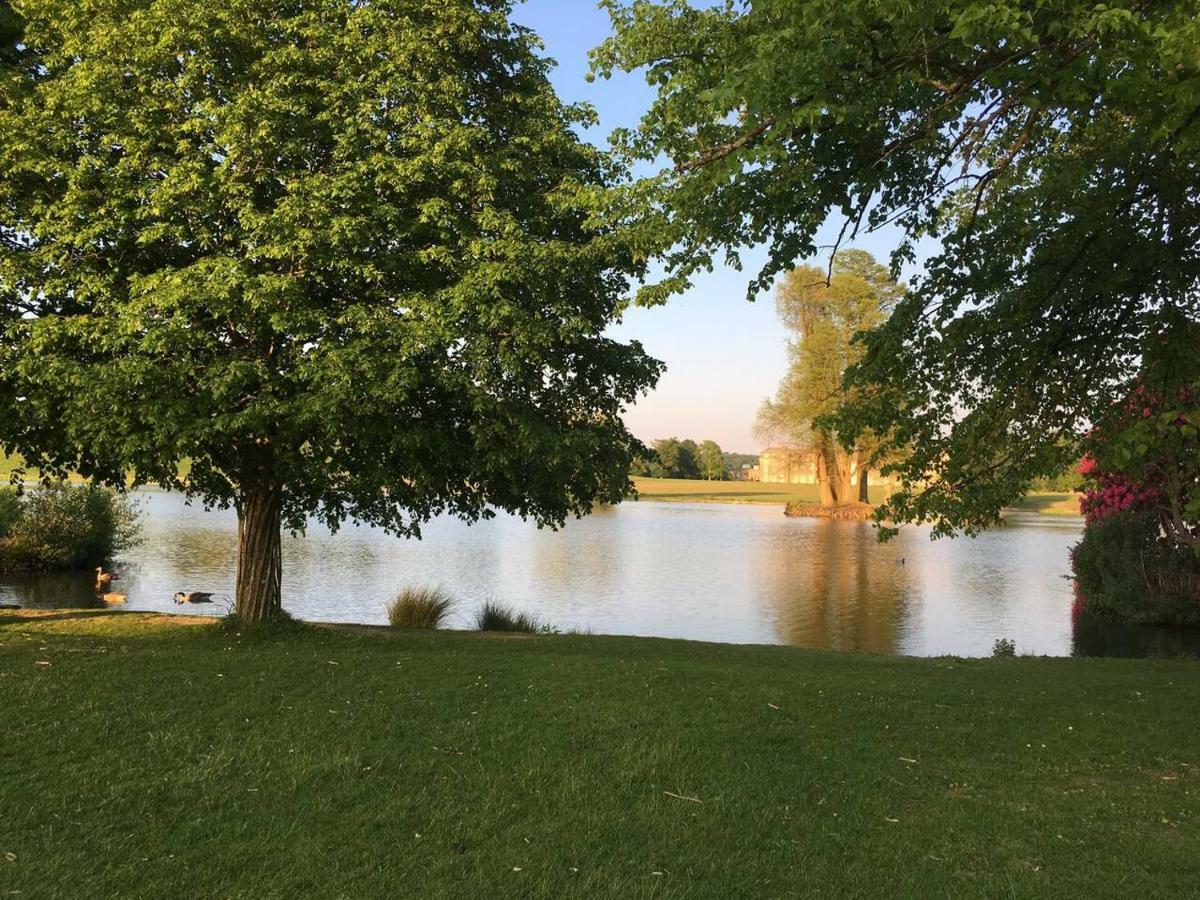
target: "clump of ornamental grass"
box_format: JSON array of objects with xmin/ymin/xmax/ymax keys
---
[
  {"xmin": 474, "ymin": 601, "xmax": 553, "ymax": 634},
  {"xmin": 387, "ymin": 587, "xmax": 454, "ymax": 630}
]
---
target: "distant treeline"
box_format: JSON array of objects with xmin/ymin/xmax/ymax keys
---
[{"xmin": 632, "ymin": 439, "xmax": 756, "ymax": 481}]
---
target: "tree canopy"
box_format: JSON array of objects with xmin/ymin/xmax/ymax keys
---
[
  {"xmin": 0, "ymin": 0, "xmax": 662, "ymax": 619},
  {"xmin": 633, "ymin": 436, "xmax": 728, "ymax": 479},
  {"xmin": 594, "ymin": 0, "xmax": 1200, "ymax": 536}
]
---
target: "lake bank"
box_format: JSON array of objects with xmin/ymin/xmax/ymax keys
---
[
  {"xmin": 3, "ymin": 610, "xmax": 1197, "ymax": 898},
  {"xmin": 631, "ymin": 477, "xmax": 1081, "ymax": 518}
]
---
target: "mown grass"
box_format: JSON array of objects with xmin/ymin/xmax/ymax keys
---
[
  {"xmin": 1007, "ymin": 491, "xmax": 1083, "ymax": 516},
  {"xmin": 632, "ymin": 477, "xmax": 835, "ymax": 505},
  {"xmin": 633, "ymin": 477, "xmax": 1082, "ymax": 518},
  {"xmin": 0, "ymin": 451, "xmax": 190, "ymax": 486},
  {"xmin": 2, "ymin": 611, "xmax": 1197, "ymax": 898}
]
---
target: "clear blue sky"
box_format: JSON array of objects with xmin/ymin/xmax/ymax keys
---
[{"xmin": 511, "ymin": 1, "xmax": 916, "ymax": 454}]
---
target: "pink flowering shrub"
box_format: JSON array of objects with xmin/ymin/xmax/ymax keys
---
[
  {"xmin": 1071, "ymin": 379, "xmax": 1200, "ymax": 625},
  {"xmin": 1078, "ymin": 463, "xmax": 1161, "ymax": 525},
  {"xmin": 1078, "ymin": 381, "xmax": 1197, "ymax": 539}
]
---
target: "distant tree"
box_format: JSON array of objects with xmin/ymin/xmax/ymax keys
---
[
  {"xmin": 640, "ymin": 437, "xmax": 710, "ymax": 479},
  {"xmin": 697, "ymin": 440, "xmax": 724, "ymax": 480},
  {"xmin": 756, "ymin": 251, "xmax": 900, "ymax": 505},
  {"xmin": 651, "ymin": 439, "xmax": 683, "ymax": 478},
  {"xmin": 0, "ymin": 0, "xmax": 662, "ymax": 622},
  {"xmin": 678, "ymin": 439, "xmax": 700, "ymax": 478},
  {"xmin": 722, "ymin": 451, "xmax": 759, "ymax": 472},
  {"xmin": 648, "ymin": 437, "xmax": 697, "ymax": 479},
  {"xmin": 629, "ymin": 453, "xmax": 657, "ymax": 478}
]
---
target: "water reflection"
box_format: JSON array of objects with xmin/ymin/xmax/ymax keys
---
[
  {"xmin": 2, "ymin": 571, "xmax": 102, "ymax": 610},
  {"xmin": 1, "ymin": 491, "xmax": 1196, "ymax": 658},
  {"xmin": 760, "ymin": 520, "xmax": 906, "ymax": 653},
  {"xmin": 1072, "ymin": 610, "xmax": 1200, "ymax": 659}
]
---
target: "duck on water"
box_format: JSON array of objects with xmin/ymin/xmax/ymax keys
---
[{"xmin": 174, "ymin": 592, "xmax": 214, "ymax": 605}]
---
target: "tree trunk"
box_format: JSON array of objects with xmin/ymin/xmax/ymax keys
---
[
  {"xmin": 857, "ymin": 451, "xmax": 870, "ymax": 504},
  {"xmin": 235, "ymin": 479, "xmax": 283, "ymax": 623},
  {"xmin": 816, "ymin": 449, "xmax": 835, "ymax": 506},
  {"xmin": 830, "ymin": 448, "xmax": 854, "ymax": 504}
]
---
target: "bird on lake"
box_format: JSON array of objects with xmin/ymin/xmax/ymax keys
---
[
  {"xmin": 896, "ymin": 557, "xmax": 906, "ymax": 566},
  {"xmin": 174, "ymin": 591, "xmax": 214, "ymax": 604},
  {"xmin": 99, "ymin": 592, "xmax": 127, "ymax": 604},
  {"xmin": 94, "ymin": 565, "xmax": 116, "ymax": 590}
]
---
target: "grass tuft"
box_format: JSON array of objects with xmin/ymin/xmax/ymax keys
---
[
  {"xmin": 386, "ymin": 586, "xmax": 454, "ymax": 629},
  {"xmin": 474, "ymin": 600, "xmax": 552, "ymax": 633}
]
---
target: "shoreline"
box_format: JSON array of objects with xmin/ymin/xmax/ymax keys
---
[{"xmin": 631, "ymin": 477, "xmax": 1082, "ymax": 519}]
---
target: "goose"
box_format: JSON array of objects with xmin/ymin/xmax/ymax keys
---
[
  {"xmin": 95, "ymin": 565, "xmax": 116, "ymax": 589},
  {"xmin": 174, "ymin": 591, "xmax": 214, "ymax": 604},
  {"xmin": 100, "ymin": 592, "xmax": 127, "ymax": 604}
]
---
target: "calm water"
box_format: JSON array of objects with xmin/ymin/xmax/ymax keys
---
[{"xmin": 3, "ymin": 491, "xmax": 1198, "ymax": 658}]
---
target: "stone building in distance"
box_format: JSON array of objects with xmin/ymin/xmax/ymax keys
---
[{"xmin": 754, "ymin": 446, "xmax": 895, "ymax": 486}]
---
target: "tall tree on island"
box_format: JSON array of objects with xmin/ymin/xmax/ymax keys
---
[
  {"xmin": 0, "ymin": 0, "xmax": 662, "ymax": 621},
  {"xmin": 756, "ymin": 251, "xmax": 900, "ymax": 505},
  {"xmin": 595, "ymin": 0, "xmax": 1200, "ymax": 536}
]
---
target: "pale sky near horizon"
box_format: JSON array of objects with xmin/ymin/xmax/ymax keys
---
[{"xmin": 512, "ymin": 1, "xmax": 922, "ymax": 454}]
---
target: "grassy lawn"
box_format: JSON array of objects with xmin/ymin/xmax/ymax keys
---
[
  {"xmin": 1007, "ymin": 491, "xmax": 1083, "ymax": 516},
  {"xmin": 2, "ymin": 612, "xmax": 1197, "ymax": 898},
  {"xmin": 632, "ymin": 477, "xmax": 1081, "ymax": 517},
  {"xmin": 0, "ymin": 452, "xmax": 87, "ymax": 485},
  {"xmin": 633, "ymin": 477, "xmax": 831, "ymax": 505},
  {"xmin": 0, "ymin": 451, "xmax": 26, "ymax": 481},
  {"xmin": 0, "ymin": 451, "xmax": 189, "ymax": 486}
]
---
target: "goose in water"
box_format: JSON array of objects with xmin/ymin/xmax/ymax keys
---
[
  {"xmin": 95, "ymin": 565, "xmax": 116, "ymax": 590},
  {"xmin": 174, "ymin": 591, "xmax": 214, "ymax": 604}
]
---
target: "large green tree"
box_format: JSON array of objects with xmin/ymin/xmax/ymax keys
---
[
  {"xmin": 595, "ymin": 0, "xmax": 1200, "ymax": 536},
  {"xmin": 757, "ymin": 250, "xmax": 900, "ymax": 505},
  {"xmin": 0, "ymin": 0, "xmax": 662, "ymax": 620}
]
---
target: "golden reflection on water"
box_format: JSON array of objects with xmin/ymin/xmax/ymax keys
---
[{"xmin": 759, "ymin": 520, "xmax": 906, "ymax": 654}]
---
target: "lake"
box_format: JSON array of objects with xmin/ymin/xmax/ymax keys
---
[{"xmin": 3, "ymin": 491, "xmax": 1198, "ymax": 658}]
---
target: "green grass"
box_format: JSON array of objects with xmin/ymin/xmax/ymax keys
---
[
  {"xmin": 0, "ymin": 451, "xmax": 27, "ymax": 481},
  {"xmin": 2, "ymin": 611, "xmax": 1197, "ymax": 898},
  {"xmin": 633, "ymin": 477, "xmax": 1082, "ymax": 518},
  {"xmin": 1007, "ymin": 491, "xmax": 1083, "ymax": 516},
  {"xmin": 632, "ymin": 476, "xmax": 837, "ymax": 505},
  {"xmin": 0, "ymin": 451, "xmax": 190, "ymax": 485}
]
